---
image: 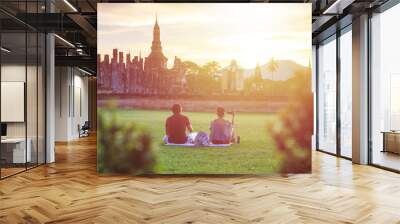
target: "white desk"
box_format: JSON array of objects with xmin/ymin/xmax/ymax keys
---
[{"xmin": 1, "ymin": 138, "xmax": 31, "ymax": 163}]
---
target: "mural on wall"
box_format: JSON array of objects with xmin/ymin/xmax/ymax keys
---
[{"xmin": 97, "ymin": 3, "xmax": 313, "ymax": 174}]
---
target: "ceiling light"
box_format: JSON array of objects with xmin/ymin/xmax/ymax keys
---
[
  {"xmin": 78, "ymin": 67, "xmax": 94, "ymax": 76},
  {"xmin": 54, "ymin": 34, "xmax": 75, "ymax": 48},
  {"xmin": 63, "ymin": 0, "xmax": 78, "ymax": 12},
  {"xmin": 1, "ymin": 47, "xmax": 11, "ymax": 53},
  {"xmin": 323, "ymin": 0, "xmax": 355, "ymax": 15}
]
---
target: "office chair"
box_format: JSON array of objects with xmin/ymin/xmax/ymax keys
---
[{"xmin": 79, "ymin": 121, "xmax": 90, "ymax": 138}]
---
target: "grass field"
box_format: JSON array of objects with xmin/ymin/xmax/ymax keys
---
[{"xmin": 99, "ymin": 109, "xmax": 283, "ymax": 174}]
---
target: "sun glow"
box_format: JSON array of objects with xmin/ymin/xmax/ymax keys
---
[{"xmin": 98, "ymin": 3, "xmax": 311, "ymax": 69}]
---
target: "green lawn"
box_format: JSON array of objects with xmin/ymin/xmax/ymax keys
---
[{"xmin": 99, "ymin": 109, "xmax": 283, "ymax": 174}]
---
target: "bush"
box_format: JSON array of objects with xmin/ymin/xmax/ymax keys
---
[
  {"xmin": 98, "ymin": 106, "xmax": 155, "ymax": 174},
  {"xmin": 267, "ymin": 69, "xmax": 313, "ymax": 173}
]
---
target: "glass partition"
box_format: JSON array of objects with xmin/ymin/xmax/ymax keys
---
[
  {"xmin": 371, "ymin": 3, "xmax": 400, "ymax": 171},
  {"xmin": 1, "ymin": 31, "xmax": 28, "ymax": 177},
  {"xmin": 0, "ymin": 2, "xmax": 46, "ymax": 179}
]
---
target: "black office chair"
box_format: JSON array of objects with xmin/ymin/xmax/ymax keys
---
[{"xmin": 78, "ymin": 121, "xmax": 90, "ymax": 138}]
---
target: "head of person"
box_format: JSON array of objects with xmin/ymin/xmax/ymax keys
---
[
  {"xmin": 217, "ymin": 107, "xmax": 225, "ymax": 118},
  {"xmin": 172, "ymin": 104, "xmax": 182, "ymax": 115}
]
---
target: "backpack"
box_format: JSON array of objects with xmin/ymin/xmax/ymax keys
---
[{"xmin": 194, "ymin": 131, "xmax": 210, "ymax": 147}]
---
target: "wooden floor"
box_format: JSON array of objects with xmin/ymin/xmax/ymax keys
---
[
  {"xmin": 1, "ymin": 136, "xmax": 400, "ymax": 223},
  {"xmin": 373, "ymin": 151, "xmax": 400, "ymax": 171},
  {"xmin": 1, "ymin": 167, "xmax": 26, "ymax": 178}
]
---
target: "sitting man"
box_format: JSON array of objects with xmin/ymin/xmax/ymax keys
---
[
  {"xmin": 209, "ymin": 107, "xmax": 235, "ymax": 144},
  {"xmin": 165, "ymin": 104, "xmax": 193, "ymax": 144}
]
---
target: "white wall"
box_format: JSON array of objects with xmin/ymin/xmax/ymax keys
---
[
  {"xmin": 1, "ymin": 65, "xmax": 38, "ymax": 138},
  {"xmin": 55, "ymin": 67, "xmax": 89, "ymax": 141},
  {"xmin": 1, "ymin": 63, "xmax": 46, "ymax": 164},
  {"xmin": 1, "ymin": 65, "xmax": 26, "ymax": 139},
  {"xmin": 55, "ymin": 67, "xmax": 70, "ymax": 141}
]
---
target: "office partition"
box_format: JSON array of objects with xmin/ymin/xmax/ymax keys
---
[{"xmin": 0, "ymin": 1, "xmax": 47, "ymax": 179}]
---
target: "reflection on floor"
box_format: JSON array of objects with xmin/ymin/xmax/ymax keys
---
[
  {"xmin": 0, "ymin": 167, "xmax": 25, "ymax": 177},
  {"xmin": 0, "ymin": 163, "xmax": 43, "ymax": 178},
  {"xmin": 373, "ymin": 150, "xmax": 400, "ymax": 171}
]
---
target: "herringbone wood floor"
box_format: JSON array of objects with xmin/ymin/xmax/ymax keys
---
[{"xmin": 1, "ymin": 136, "xmax": 400, "ymax": 224}]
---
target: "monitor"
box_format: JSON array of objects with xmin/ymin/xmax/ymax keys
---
[{"xmin": 1, "ymin": 123, "xmax": 7, "ymax": 137}]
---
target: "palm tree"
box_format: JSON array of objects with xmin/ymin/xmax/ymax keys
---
[
  {"xmin": 254, "ymin": 63, "xmax": 263, "ymax": 91},
  {"xmin": 267, "ymin": 57, "xmax": 278, "ymax": 81}
]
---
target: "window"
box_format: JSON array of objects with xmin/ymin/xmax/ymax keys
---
[
  {"xmin": 339, "ymin": 28, "xmax": 352, "ymax": 158},
  {"xmin": 390, "ymin": 74, "xmax": 400, "ymax": 130},
  {"xmin": 317, "ymin": 36, "xmax": 337, "ymax": 154},
  {"xmin": 371, "ymin": 3, "xmax": 400, "ymax": 171}
]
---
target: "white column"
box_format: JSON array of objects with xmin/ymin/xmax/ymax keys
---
[
  {"xmin": 352, "ymin": 14, "xmax": 369, "ymax": 164},
  {"xmin": 46, "ymin": 33, "xmax": 55, "ymax": 163},
  {"xmin": 312, "ymin": 45, "xmax": 317, "ymax": 151}
]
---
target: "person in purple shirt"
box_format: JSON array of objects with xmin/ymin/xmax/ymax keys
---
[{"xmin": 209, "ymin": 107, "xmax": 235, "ymax": 144}]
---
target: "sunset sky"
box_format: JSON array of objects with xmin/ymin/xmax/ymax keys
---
[{"xmin": 98, "ymin": 3, "xmax": 311, "ymax": 69}]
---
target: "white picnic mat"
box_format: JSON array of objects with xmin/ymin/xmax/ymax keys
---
[{"xmin": 164, "ymin": 143, "xmax": 231, "ymax": 147}]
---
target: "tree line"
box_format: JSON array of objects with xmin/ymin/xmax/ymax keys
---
[{"xmin": 180, "ymin": 58, "xmax": 309, "ymax": 98}]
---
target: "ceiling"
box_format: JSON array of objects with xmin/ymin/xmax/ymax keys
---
[{"xmin": 0, "ymin": 0, "xmax": 394, "ymax": 74}]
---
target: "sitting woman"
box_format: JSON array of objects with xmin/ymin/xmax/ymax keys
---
[{"xmin": 209, "ymin": 107, "xmax": 235, "ymax": 144}]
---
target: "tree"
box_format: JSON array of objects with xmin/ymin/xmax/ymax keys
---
[
  {"xmin": 266, "ymin": 58, "xmax": 279, "ymax": 97},
  {"xmin": 182, "ymin": 61, "xmax": 200, "ymax": 76},
  {"xmin": 202, "ymin": 61, "xmax": 221, "ymax": 76},
  {"xmin": 199, "ymin": 61, "xmax": 221, "ymax": 94},
  {"xmin": 266, "ymin": 57, "xmax": 278, "ymax": 81},
  {"xmin": 182, "ymin": 61, "xmax": 201, "ymax": 94},
  {"xmin": 181, "ymin": 60, "xmax": 221, "ymax": 95}
]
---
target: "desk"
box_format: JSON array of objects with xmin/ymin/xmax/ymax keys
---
[
  {"xmin": 1, "ymin": 138, "xmax": 31, "ymax": 164},
  {"xmin": 382, "ymin": 131, "xmax": 400, "ymax": 154}
]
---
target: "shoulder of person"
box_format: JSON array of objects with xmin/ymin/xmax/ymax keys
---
[{"xmin": 211, "ymin": 119, "xmax": 219, "ymax": 124}]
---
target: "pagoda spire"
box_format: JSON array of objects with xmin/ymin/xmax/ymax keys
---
[
  {"xmin": 146, "ymin": 14, "xmax": 167, "ymax": 70},
  {"xmin": 151, "ymin": 14, "xmax": 162, "ymax": 53}
]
